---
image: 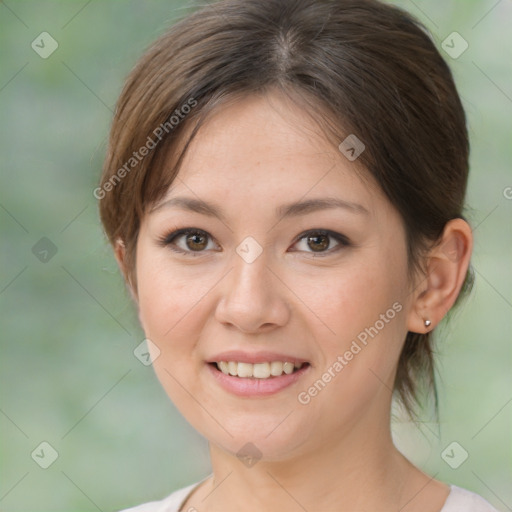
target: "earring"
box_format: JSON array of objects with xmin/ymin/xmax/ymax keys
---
[{"xmin": 424, "ymin": 319, "xmax": 432, "ymax": 328}]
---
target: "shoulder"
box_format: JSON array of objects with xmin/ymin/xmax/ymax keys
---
[
  {"xmin": 441, "ymin": 485, "xmax": 500, "ymax": 512},
  {"xmin": 118, "ymin": 481, "xmax": 201, "ymax": 512}
]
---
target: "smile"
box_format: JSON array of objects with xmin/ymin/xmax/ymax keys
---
[
  {"xmin": 207, "ymin": 360, "xmax": 311, "ymax": 397},
  {"xmin": 214, "ymin": 361, "xmax": 306, "ymax": 379}
]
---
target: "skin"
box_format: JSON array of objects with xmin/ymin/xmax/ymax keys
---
[{"xmin": 116, "ymin": 89, "xmax": 473, "ymax": 512}]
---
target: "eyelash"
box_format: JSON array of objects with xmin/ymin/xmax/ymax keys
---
[{"xmin": 157, "ymin": 227, "xmax": 351, "ymax": 257}]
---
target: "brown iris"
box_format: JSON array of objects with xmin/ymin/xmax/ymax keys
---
[
  {"xmin": 186, "ymin": 231, "xmax": 208, "ymax": 251},
  {"xmin": 307, "ymin": 233, "xmax": 329, "ymax": 252}
]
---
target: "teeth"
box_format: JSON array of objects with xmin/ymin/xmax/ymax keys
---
[
  {"xmin": 215, "ymin": 361, "xmax": 305, "ymax": 378},
  {"xmin": 237, "ymin": 362, "xmax": 253, "ymax": 378},
  {"xmin": 253, "ymin": 362, "xmax": 270, "ymax": 378},
  {"xmin": 218, "ymin": 361, "xmax": 229, "ymax": 374},
  {"xmin": 283, "ymin": 362, "xmax": 294, "ymax": 375},
  {"xmin": 228, "ymin": 361, "xmax": 237, "ymax": 376},
  {"xmin": 270, "ymin": 361, "xmax": 283, "ymax": 376}
]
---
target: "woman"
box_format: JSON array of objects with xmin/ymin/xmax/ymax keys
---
[{"xmin": 98, "ymin": 0, "xmax": 499, "ymax": 510}]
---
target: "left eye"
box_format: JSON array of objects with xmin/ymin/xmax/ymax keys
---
[{"xmin": 292, "ymin": 229, "xmax": 349, "ymax": 255}]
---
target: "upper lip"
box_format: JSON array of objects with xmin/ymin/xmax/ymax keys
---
[{"xmin": 207, "ymin": 350, "xmax": 309, "ymax": 365}]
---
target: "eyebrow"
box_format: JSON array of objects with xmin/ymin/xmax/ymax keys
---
[{"xmin": 151, "ymin": 196, "xmax": 369, "ymax": 221}]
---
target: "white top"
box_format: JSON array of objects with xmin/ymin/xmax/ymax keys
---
[{"xmin": 119, "ymin": 477, "xmax": 500, "ymax": 512}]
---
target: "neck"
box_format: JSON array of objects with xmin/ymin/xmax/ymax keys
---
[
  {"xmin": 185, "ymin": 402, "xmax": 443, "ymax": 512},
  {"xmin": 209, "ymin": 430, "xmax": 403, "ymax": 511}
]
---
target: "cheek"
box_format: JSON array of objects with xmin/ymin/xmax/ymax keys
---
[
  {"xmin": 309, "ymin": 247, "xmax": 409, "ymax": 377},
  {"xmin": 307, "ymin": 257, "xmax": 405, "ymax": 340},
  {"xmin": 136, "ymin": 250, "xmax": 214, "ymax": 343},
  {"xmin": 134, "ymin": 250, "xmax": 216, "ymax": 415},
  {"xmin": 293, "ymin": 259, "xmax": 408, "ymax": 426}
]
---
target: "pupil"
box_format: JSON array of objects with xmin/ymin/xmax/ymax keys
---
[
  {"xmin": 308, "ymin": 234, "xmax": 329, "ymax": 251},
  {"xmin": 187, "ymin": 232, "xmax": 206, "ymax": 250}
]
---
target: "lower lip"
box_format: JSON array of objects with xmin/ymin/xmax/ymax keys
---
[{"xmin": 206, "ymin": 363, "xmax": 311, "ymax": 397}]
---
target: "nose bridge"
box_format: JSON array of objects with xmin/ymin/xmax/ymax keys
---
[
  {"xmin": 228, "ymin": 246, "xmax": 272, "ymax": 305},
  {"xmin": 215, "ymin": 243, "xmax": 289, "ymax": 331}
]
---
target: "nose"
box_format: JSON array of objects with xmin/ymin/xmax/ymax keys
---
[{"xmin": 214, "ymin": 251, "xmax": 290, "ymax": 334}]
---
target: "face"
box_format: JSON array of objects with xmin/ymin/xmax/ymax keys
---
[{"xmin": 133, "ymin": 91, "xmax": 416, "ymax": 461}]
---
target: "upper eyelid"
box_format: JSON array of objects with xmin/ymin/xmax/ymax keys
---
[{"xmin": 294, "ymin": 228, "xmax": 348, "ymax": 242}]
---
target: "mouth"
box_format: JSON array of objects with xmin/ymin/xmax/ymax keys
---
[
  {"xmin": 206, "ymin": 359, "xmax": 311, "ymax": 397},
  {"xmin": 209, "ymin": 360, "xmax": 309, "ymax": 379}
]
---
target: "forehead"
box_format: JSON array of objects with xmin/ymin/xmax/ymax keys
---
[{"xmin": 159, "ymin": 91, "xmax": 385, "ymax": 218}]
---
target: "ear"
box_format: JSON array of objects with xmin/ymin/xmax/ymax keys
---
[
  {"xmin": 407, "ymin": 218, "xmax": 473, "ymax": 334},
  {"xmin": 114, "ymin": 238, "xmax": 138, "ymax": 303}
]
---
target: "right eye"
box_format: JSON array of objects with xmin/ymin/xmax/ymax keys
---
[{"xmin": 159, "ymin": 228, "xmax": 220, "ymax": 255}]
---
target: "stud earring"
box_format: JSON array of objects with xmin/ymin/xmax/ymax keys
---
[{"xmin": 424, "ymin": 319, "xmax": 432, "ymax": 328}]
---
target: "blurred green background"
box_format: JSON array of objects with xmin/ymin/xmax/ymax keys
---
[{"xmin": 0, "ymin": 1, "xmax": 510, "ymax": 510}]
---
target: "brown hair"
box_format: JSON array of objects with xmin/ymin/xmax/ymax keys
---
[{"xmin": 99, "ymin": 0, "xmax": 473, "ymax": 417}]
